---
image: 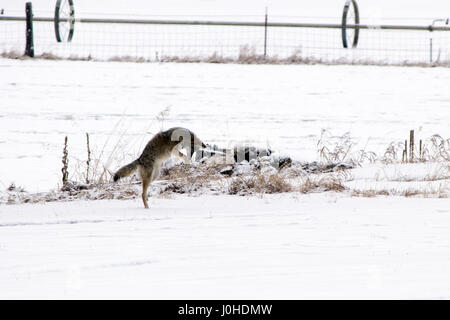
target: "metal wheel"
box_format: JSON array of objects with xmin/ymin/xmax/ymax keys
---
[
  {"xmin": 342, "ymin": 0, "xmax": 360, "ymax": 48},
  {"xmin": 54, "ymin": 0, "xmax": 75, "ymax": 42}
]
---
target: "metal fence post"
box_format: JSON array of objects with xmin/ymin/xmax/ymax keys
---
[
  {"xmin": 429, "ymin": 37, "xmax": 433, "ymax": 64},
  {"xmin": 25, "ymin": 2, "xmax": 34, "ymax": 57}
]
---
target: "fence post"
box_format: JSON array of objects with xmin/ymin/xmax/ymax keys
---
[
  {"xmin": 264, "ymin": 7, "xmax": 268, "ymax": 58},
  {"xmin": 25, "ymin": 2, "xmax": 34, "ymax": 57},
  {"xmin": 429, "ymin": 37, "xmax": 433, "ymax": 64}
]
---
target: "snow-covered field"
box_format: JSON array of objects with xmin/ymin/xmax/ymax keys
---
[
  {"xmin": 1, "ymin": 58, "xmax": 449, "ymax": 192},
  {"xmin": 1, "ymin": 24, "xmax": 450, "ymax": 299},
  {"xmin": 1, "ymin": 194, "xmax": 450, "ymax": 299}
]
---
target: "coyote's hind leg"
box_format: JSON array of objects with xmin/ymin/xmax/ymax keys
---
[
  {"xmin": 139, "ymin": 164, "xmax": 161, "ymax": 209},
  {"xmin": 138, "ymin": 166, "xmax": 151, "ymax": 209}
]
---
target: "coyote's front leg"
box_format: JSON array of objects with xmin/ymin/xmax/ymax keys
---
[{"xmin": 172, "ymin": 146, "xmax": 191, "ymax": 168}]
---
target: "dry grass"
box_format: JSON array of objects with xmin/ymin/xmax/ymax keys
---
[
  {"xmin": 421, "ymin": 135, "xmax": 450, "ymax": 162},
  {"xmin": 1, "ymin": 50, "xmax": 28, "ymax": 60},
  {"xmin": 154, "ymin": 160, "xmax": 231, "ymax": 195},
  {"xmin": 0, "ymin": 50, "xmax": 94, "ymax": 61},
  {"xmin": 317, "ymin": 130, "xmax": 357, "ymax": 164},
  {"xmin": 2, "ymin": 48, "xmax": 450, "ymax": 68},
  {"xmin": 64, "ymin": 106, "xmax": 173, "ymax": 187},
  {"xmin": 160, "ymin": 174, "xmax": 224, "ymax": 194},
  {"xmin": 36, "ymin": 52, "xmax": 62, "ymax": 60},
  {"xmin": 158, "ymin": 47, "xmax": 322, "ymax": 65},
  {"xmin": 350, "ymin": 189, "xmax": 390, "ymax": 198},
  {"xmin": 351, "ymin": 184, "xmax": 449, "ymax": 198},
  {"xmin": 228, "ymin": 173, "xmax": 292, "ymax": 195},
  {"xmin": 297, "ymin": 174, "xmax": 347, "ymax": 194},
  {"xmin": 108, "ymin": 56, "xmax": 147, "ymax": 63},
  {"xmin": 253, "ymin": 173, "xmax": 293, "ymax": 193},
  {"xmin": 3, "ymin": 126, "xmax": 449, "ymax": 204},
  {"xmin": 3, "ymin": 159, "xmax": 448, "ymax": 205},
  {"xmin": 161, "ymin": 159, "xmax": 296, "ymax": 196},
  {"xmin": 385, "ymin": 165, "xmax": 450, "ymax": 182},
  {"xmin": 401, "ymin": 189, "xmax": 423, "ymax": 197},
  {"xmin": 7, "ymin": 183, "xmax": 26, "ymax": 193},
  {"xmin": 3, "ymin": 181, "xmax": 143, "ymax": 205},
  {"xmin": 160, "ymin": 170, "xmax": 224, "ymax": 195},
  {"xmin": 227, "ymin": 170, "xmax": 348, "ymax": 196},
  {"xmin": 380, "ymin": 134, "xmax": 450, "ymax": 164},
  {"xmin": 381, "ymin": 141, "xmax": 405, "ymax": 164},
  {"xmin": 317, "ymin": 130, "xmax": 450, "ymax": 167}
]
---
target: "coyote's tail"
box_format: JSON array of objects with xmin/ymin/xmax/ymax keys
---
[{"xmin": 113, "ymin": 159, "xmax": 139, "ymax": 182}]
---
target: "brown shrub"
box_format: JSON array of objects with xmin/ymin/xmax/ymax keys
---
[
  {"xmin": 228, "ymin": 173, "xmax": 292, "ymax": 195},
  {"xmin": 254, "ymin": 174, "xmax": 292, "ymax": 194},
  {"xmin": 1, "ymin": 50, "xmax": 25, "ymax": 59},
  {"xmin": 351, "ymin": 189, "xmax": 390, "ymax": 197},
  {"xmin": 298, "ymin": 175, "xmax": 347, "ymax": 194},
  {"xmin": 228, "ymin": 176, "xmax": 256, "ymax": 195},
  {"xmin": 401, "ymin": 189, "xmax": 424, "ymax": 197}
]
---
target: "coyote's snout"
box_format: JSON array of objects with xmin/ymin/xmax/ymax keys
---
[{"xmin": 113, "ymin": 127, "xmax": 206, "ymax": 208}]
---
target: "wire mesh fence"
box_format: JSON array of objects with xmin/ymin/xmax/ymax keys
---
[
  {"xmin": 0, "ymin": 20, "xmax": 26, "ymax": 55},
  {"xmin": 1, "ymin": 9, "xmax": 450, "ymax": 65}
]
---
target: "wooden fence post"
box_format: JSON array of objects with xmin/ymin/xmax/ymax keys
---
[{"xmin": 409, "ymin": 130, "xmax": 415, "ymax": 162}]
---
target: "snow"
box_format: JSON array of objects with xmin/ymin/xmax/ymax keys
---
[
  {"xmin": 1, "ymin": 3, "xmax": 450, "ymax": 298},
  {"xmin": 1, "ymin": 194, "xmax": 450, "ymax": 299},
  {"xmin": 346, "ymin": 162, "xmax": 449, "ymax": 193},
  {"xmin": 1, "ymin": 59, "xmax": 449, "ymax": 193}
]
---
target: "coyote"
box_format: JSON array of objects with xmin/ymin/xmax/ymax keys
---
[{"xmin": 113, "ymin": 127, "xmax": 206, "ymax": 208}]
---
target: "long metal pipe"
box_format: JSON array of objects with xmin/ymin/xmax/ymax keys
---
[{"xmin": 2, "ymin": 16, "xmax": 450, "ymax": 31}]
